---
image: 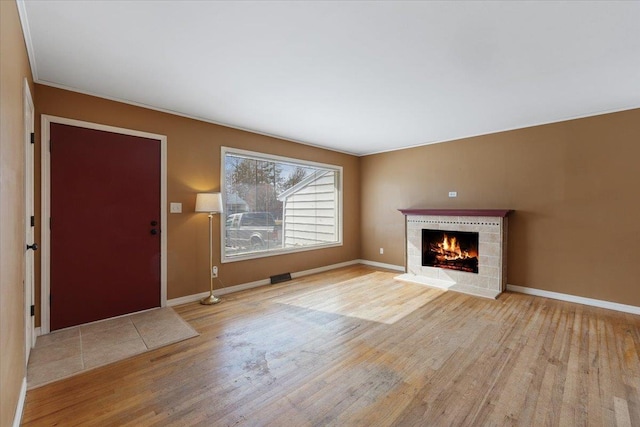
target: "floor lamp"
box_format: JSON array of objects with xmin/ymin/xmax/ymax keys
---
[{"xmin": 195, "ymin": 192, "xmax": 223, "ymax": 305}]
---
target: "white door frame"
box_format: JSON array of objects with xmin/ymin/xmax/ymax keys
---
[
  {"xmin": 40, "ymin": 114, "xmax": 168, "ymax": 334},
  {"xmin": 24, "ymin": 79, "xmax": 35, "ymax": 361}
]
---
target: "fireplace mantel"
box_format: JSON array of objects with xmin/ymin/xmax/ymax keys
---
[{"xmin": 399, "ymin": 209, "xmax": 512, "ymax": 217}]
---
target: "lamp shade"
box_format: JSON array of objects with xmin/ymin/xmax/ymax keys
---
[{"xmin": 195, "ymin": 192, "xmax": 223, "ymax": 213}]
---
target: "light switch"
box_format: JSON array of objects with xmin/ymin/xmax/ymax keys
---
[{"xmin": 170, "ymin": 202, "xmax": 182, "ymax": 213}]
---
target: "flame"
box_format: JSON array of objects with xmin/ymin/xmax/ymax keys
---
[{"xmin": 432, "ymin": 234, "xmax": 476, "ymax": 261}]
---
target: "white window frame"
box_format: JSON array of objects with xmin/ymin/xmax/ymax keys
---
[{"xmin": 221, "ymin": 146, "xmax": 343, "ymax": 263}]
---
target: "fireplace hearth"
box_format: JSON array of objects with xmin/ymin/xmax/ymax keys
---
[{"xmin": 422, "ymin": 229, "xmax": 479, "ymax": 273}]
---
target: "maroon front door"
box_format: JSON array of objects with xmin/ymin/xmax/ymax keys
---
[{"xmin": 50, "ymin": 123, "xmax": 161, "ymax": 330}]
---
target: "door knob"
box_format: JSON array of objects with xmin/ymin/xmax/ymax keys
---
[
  {"xmin": 27, "ymin": 243, "xmax": 38, "ymax": 251},
  {"xmin": 150, "ymin": 229, "xmax": 158, "ymax": 235},
  {"xmin": 150, "ymin": 221, "xmax": 158, "ymax": 226}
]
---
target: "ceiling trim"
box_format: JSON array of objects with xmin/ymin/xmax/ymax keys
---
[
  {"xmin": 16, "ymin": 0, "xmax": 640, "ymax": 160},
  {"xmin": 15, "ymin": 0, "xmax": 38, "ymax": 81},
  {"xmin": 16, "ymin": 1, "xmax": 640, "ymax": 157},
  {"xmin": 362, "ymin": 104, "xmax": 640, "ymax": 157},
  {"xmin": 34, "ymin": 80, "xmax": 361, "ymax": 157},
  {"xmin": 31, "ymin": 80, "xmax": 640, "ymax": 158}
]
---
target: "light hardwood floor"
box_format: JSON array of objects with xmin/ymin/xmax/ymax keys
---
[{"xmin": 22, "ymin": 266, "xmax": 640, "ymax": 426}]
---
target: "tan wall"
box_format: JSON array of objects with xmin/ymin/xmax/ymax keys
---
[
  {"xmin": 361, "ymin": 108, "xmax": 640, "ymax": 306},
  {"xmin": 34, "ymin": 84, "xmax": 360, "ymax": 317},
  {"xmin": 0, "ymin": 1, "xmax": 34, "ymax": 425}
]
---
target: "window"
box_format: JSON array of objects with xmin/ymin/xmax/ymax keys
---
[{"xmin": 221, "ymin": 147, "xmax": 342, "ymax": 262}]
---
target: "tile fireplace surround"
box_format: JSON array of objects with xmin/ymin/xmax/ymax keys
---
[{"xmin": 397, "ymin": 209, "xmax": 512, "ymax": 299}]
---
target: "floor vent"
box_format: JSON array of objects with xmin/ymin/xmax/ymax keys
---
[{"xmin": 270, "ymin": 273, "xmax": 292, "ymax": 284}]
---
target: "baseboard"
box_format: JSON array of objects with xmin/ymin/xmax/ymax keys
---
[
  {"xmin": 35, "ymin": 327, "xmax": 41, "ymax": 337},
  {"xmin": 506, "ymin": 284, "xmax": 640, "ymax": 315},
  {"xmin": 165, "ymin": 264, "xmax": 640, "ymax": 316},
  {"xmin": 167, "ymin": 278, "xmax": 270, "ymax": 306},
  {"xmin": 12, "ymin": 377, "xmax": 27, "ymax": 427},
  {"xmin": 290, "ymin": 260, "xmax": 360, "ymax": 279},
  {"xmin": 167, "ymin": 260, "xmax": 363, "ymax": 306},
  {"xmin": 358, "ymin": 259, "xmax": 405, "ymax": 272}
]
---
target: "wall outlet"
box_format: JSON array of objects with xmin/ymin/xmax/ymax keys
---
[
  {"xmin": 379, "ymin": 247, "xmax": 384, "ymax": 255},
  {"xmin": 448, "ymin": 191, "xmax": 457, "ymax": 198},
  {"xmin": 212, "ymin": 266, "xmax": 218, "ymax": 278}
]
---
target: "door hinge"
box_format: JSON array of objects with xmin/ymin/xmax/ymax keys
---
[
  {"xmin": 30, "ymin": 305, "xmax": 35, "ymax": 316},
  {"xmin": 30, "ymin": 215, "xmax": 35, "ymax": 227},
  {"xmin": 30, "ymin": 132, "xmax": 35, "ymax": 144},
  {"xmin": 50, "ymin": 217, "xmax": 52, "ymax": 229},
  {"xmin": 49, "ymin": 139, "xmax": 52, "ymax": 152}
]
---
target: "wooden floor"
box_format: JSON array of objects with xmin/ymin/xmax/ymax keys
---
[{"xmin": 22, "ymin": 266, "xmax": 640, "ymax": 426}]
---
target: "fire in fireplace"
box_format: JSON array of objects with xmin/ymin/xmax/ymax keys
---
[{"xmin": 422, "ymin": 229, "xmax": 479, "ymax": 273}]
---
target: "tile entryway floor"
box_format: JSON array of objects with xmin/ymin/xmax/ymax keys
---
[{"xmin": 27, "ymin": 307, "xmax": 199, "ymax": 389}]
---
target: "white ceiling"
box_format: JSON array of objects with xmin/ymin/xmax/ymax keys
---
[{"xmin": 19, "ymin": 1, "xmax": 640, "ymax": 156}]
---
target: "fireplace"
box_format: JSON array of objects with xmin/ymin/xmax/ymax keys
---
[
  {"xmin": 422, "ymin": 229, "xmax": 479, "ymax": 273},
  {"xmin": 397, "ymin": 209, "xmax": 512, "ymax": 299}
]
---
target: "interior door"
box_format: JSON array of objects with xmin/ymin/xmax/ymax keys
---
[{"xmin": 50, "ymin": 123, "xmax": 161, "ymax": 331}]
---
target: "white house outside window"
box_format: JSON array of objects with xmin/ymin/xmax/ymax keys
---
[{"xmin": 221, "ymin": 147, "xmax": 342, "ymax": 262}]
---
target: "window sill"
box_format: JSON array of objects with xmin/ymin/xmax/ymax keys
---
[{"xmin": 221, "ymin": 241, "xmax": 343, "ymax": 263}]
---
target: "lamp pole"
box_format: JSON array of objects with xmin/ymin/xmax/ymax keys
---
[
  {"xmin": 195, "ymin": 192, "xmax": 223, "ymax": 305},
  {"xmin": 200, "ymin": 212, "xmax": 220, "ymax": 305}
]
